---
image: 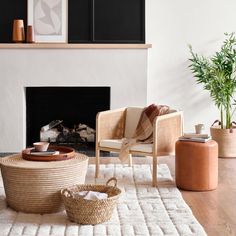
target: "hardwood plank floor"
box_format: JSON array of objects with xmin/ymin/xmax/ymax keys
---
[{"xmin": 90, "ymin": 155, "xmax": 236, "ymax": 236}]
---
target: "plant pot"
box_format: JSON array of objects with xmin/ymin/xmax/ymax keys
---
[{"xmin": 210, "ymin": 126, "xmax": 236, "ymax": 158}]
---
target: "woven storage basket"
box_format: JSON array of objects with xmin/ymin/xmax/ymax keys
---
[
  {"xmin": 61, "ymin": 177, "xmax": 121, "ymax": 225},
  {"xmin": 0, "ymin": 153, "xmax": 88, "ymax": 214},
  {"xmin": 211, "ymin": 125, "xmax": 236, "ymax": 158}
]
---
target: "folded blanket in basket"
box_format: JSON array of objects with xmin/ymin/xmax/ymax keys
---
[{"xmin": 73, "ymin": 191, "xmax": 108, "ymax": 200}]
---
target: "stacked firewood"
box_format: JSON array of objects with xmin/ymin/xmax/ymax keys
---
[{"xmin": 40, "ymin": 120, "xmax": 96, "ymax": 144}]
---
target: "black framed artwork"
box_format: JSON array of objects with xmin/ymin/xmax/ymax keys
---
[
  {"xmin": 68, "ymin": 0, "xmax": 92, "ymax": 43},
  {"xmin": 93, "ymin": 0, "xmax": 145, "ymax": 43},
  {"xmin": 68, "ymin": 0, "xmax": 145, "ymax": 43}
]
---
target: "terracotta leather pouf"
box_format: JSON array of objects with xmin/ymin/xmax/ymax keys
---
[{"xmin": 175, "ymin": 140, "xmax": 218, "ymax": 191}]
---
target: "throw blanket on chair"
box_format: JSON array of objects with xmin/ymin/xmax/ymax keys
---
[{"xmin": 119, "ymin": 104, "xmax": 170, "ymax": 162}]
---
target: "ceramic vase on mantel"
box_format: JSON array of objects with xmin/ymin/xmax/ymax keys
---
[
  {"xmin": 26, "ymin": 25, "xmax": 35, "ymax": 43},
  {"xmin": 12, "ymin": 19, "xmax": 25, "ymax": 43}
]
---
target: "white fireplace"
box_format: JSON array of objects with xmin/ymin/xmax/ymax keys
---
[{"xmin": 0, "ymin": 46, "xmax": 149, "ymax": 152}]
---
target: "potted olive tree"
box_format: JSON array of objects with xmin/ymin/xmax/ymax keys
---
[{"xmin": 189, "ymin": 32, "xmax": 236, "ymax": 158}]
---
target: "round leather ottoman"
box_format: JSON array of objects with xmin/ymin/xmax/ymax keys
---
[{"xmin": 175, "ymin": 140, "xmax": 218, "ymax": 191}]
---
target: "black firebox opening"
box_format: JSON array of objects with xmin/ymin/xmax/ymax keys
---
[{"xmin": 26, "ymin": 87, "xmax": 110, "ymax": 154}]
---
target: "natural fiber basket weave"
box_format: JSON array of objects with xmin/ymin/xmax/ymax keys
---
[
  {"xmin": 61, "ymin": 177, "xmax": 121, "ymax": 225},
  {"xmin": 0, "ymin": 153, "xmax": 88, "ymax": 214}
]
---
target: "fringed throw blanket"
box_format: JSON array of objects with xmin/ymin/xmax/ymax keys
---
[{"xmin": 119, "ymin": 104, "xmax": 170, "ymax": 162}]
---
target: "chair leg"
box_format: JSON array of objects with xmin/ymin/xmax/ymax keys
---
[
  {"xmin": 152, "ymin": 156, "xmax": 158, "ymax": 187},
  {"xmin": 95, "ymin": 148, "xmax": 100, "ymax": 178},
  {"xmin": 128, "ymin": 154, "xmax": 132, "ymax": 167}
]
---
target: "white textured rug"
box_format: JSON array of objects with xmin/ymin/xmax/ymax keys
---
[{"xmin": 0, "ymin": 164, "xmax": 207, "ymax": 236}]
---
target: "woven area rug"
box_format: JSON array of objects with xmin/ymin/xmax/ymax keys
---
[{"xmin": 0, "ymin": 164, "xmax": 207, "ymax": 236}]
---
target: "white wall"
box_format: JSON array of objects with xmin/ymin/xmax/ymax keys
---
[
  {"xmin": 0, "ymin": 49, "xmax": 148, "ymax": 152},
  {"xmin": 146, "ymin": 0, "xmax": 236, "ymax": 133},
  {"xmin": 2, "ymin": 0, "xmax": 236, "ymax": 151}
]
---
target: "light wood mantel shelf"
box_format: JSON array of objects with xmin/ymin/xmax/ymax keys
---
[{"xmin": 0, "ymin": 43, "xmax": 152, "ymax": 49}]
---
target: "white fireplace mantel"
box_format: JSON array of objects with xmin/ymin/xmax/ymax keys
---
[
  {"xmin": 0, "ymin": 43, "xmax": 152, "ymax": 49},
  {"xmin": 0, "ymin": 45, "xmax": 150, "ymax": 152}
]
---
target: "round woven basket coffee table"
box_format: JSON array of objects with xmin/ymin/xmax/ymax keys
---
[{"xmin": 0, "ymin": 153, "xmax": 88, "ymax": 214}]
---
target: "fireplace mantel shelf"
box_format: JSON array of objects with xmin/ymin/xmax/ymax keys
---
[{"xmin": 0, "ymin": 43, "xmax": 152, "ymax": 49}]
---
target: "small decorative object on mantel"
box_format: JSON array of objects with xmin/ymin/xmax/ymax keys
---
[
  {"xmin": 12, "ymin": 19, "xmax": 25, "ymax": 43},
  {"xmin": 26, "ymin": 25, "xmax": 35, "ymax": 43}
]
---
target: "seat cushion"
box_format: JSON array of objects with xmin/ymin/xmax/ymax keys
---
[{"xmin": 99, "ymin": 139, "xmax": 153, "ymax": 153}]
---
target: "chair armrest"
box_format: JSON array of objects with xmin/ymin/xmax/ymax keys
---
[
  {"xmin": 96, "ymin": 108, "xmax": 126, "ymax": 143},
  {"xmin": 153, "ymin": 111, "xmax": 183, "ymax": 156}
]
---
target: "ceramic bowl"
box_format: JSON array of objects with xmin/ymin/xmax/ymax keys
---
[{"xmin": 33, "ymin": 142, "xmax": 49, "ymax": 152}]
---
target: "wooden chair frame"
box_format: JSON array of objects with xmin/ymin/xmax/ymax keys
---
[{"xmin": 95, "ymin": 108, "xmax": 183, "ymax": 187}]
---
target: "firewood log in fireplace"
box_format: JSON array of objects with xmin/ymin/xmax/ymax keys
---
[{"xmin": 40, "ymin": 121, "xmax": 96, "ymax": 144}]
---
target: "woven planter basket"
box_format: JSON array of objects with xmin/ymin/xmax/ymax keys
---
[
  {"xmin": 0, "ymin": 153, "xmax": 88, "ymax": 214},
  {"xmin": 210, "ymin": 126, "xmax": 236, "ymax": 158},
  {"xmin": 61, "ymin": 177, "xmax": 121, "ymax": 225}
]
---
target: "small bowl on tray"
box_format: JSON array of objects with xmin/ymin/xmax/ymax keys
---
[{"xmin": 33, "ymin": 142, "xmax": 49, "ymax": 152}]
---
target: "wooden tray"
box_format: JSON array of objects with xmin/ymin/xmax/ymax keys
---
[{"xmin": 22, "ymin": 146, "xmax": 75, "ymax": 161}]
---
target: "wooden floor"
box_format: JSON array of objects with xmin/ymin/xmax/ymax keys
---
[{"xmin": 90, "ymin": 155, "xmax": 236, "ymax": 236}]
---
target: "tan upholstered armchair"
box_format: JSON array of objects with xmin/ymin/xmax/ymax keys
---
[{"xmin": 95, "ymin": 107, "xmax": 183, "ymax": 187}]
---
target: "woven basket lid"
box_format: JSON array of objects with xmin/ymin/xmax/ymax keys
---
[{"xmin": 0, "ymin": 153, "xmax": 88, "ymax": 169}]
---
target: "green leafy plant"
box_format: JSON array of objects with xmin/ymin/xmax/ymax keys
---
[{"xmin": 189, "ymin": 32, "xmax": 236, "ymax": 129}]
